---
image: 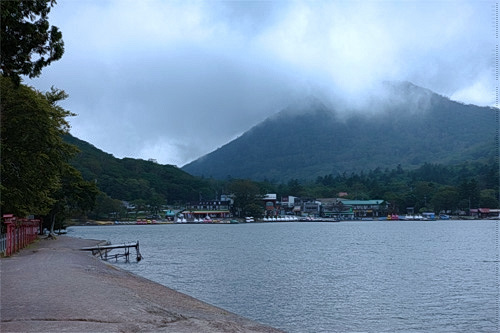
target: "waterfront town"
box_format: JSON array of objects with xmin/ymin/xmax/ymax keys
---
[{"xmin": 128, "ymin": 194, "xmax": 500, "ymax": 224}]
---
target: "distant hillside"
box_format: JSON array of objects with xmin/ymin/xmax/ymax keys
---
[
  {"xmin": 64, "ymin": 135, "xmax": 210, "ymax": 202},
  {"xmin": 182, "ymin": 82, "xmax": 497, "ymax": 182}
]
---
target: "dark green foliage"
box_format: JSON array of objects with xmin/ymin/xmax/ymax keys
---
[
  {"xmin": 1, "ymin": 77, "xmax": 74, "ymax": 216},
  {"xmin": 255, "ymin": 159, "xmax": 498, "ymax": 214},
  {"xmin": 88, "ymin": 192, "xmax": 127, "ymax": 220},
  {"xmin": 252, "ymin": 161, "xmax": 499, "ymax": 214},
  {"xmin": 67, "ymin": 132, "xmax": 498, "ymax": 216},
  {"xmin": 227, "ymin": 179, "xmax": 263, "ymax": 217},
  {"xmin": 1, "ymin": 0, "xmax": 97, "ymax": 226},
  {"xmin": 1, "ymin": 0, "xmax": 64, "ymax": 85},
  {"xmin": 308, "ymin": 162, "xmax": 499, "ymax": 213},
  {"xmin": 64, "ymin": 135, "xmax": 213, "ymax": 206},
  {"xmin": 43, "ymin": 164, "xmax": 99, "ymax": 232},
  {"xmin": 183, "ymin": 83, "xmax": 497, "ymax": 182}
]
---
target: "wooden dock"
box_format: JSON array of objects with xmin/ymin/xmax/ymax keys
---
[{"xmin": 81, "ymin": 241, "xmax": 142, "ymax": 262}]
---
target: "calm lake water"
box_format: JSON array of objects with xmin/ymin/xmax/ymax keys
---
[{"xmin": 68, "ymin": 220, "xmax": 499, "ymax": 332}]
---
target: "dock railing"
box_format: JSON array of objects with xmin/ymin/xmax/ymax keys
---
[
  {"xmin": 81, "ymin": 241, "xmax": 142, "ymax": 262},
  {"xmin": 1, "ymin": 214, "xmax": 41, "ymax": 257}
]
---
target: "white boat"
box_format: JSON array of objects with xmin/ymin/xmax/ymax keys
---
[
  {"xmin": 404, "ymin": 214, "xmax": 423, "ymax": 221},
  {"xmin": 175, "ymin": 216, "xmax": 187, "ymax": 223}
]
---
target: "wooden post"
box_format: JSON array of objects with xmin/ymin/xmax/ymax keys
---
[
  {"xmin": 3, "ymin": 215, "xmax": 15, "ymax": 257},
  {"xmin": 2, "ymin": 215, "xmax": 39, "ymax": 257}
]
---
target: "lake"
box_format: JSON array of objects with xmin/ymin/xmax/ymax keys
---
[{"xmin": 68, "ymin": 220, "xmax": 499, "ymax": 332}]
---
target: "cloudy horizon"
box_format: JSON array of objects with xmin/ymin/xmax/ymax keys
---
[{"xmin": 28, "ymin": 0, "xmax": 496, "ymax": 167}]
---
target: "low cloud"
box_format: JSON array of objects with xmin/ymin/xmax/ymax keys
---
[{"xmin": 29, "ymin": 0, "xmax": 495, "ymax": 166}]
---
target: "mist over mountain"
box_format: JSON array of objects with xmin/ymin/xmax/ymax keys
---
[{"xmin": 182, "ymin": 82, "xmax": 497, "ymax": 182}]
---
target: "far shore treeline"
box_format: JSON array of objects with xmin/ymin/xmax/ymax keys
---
[
  {"xmin": 66, "ymin": 134, "xmax": 498, "ymax": 221},
  {"xmin": 1, "ymin": 1, "xmax": 498, "ymax": 232}
]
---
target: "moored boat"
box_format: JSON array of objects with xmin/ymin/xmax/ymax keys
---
[{"xmin": 422, "ymin": 212, "xmax": 436, "ymax": 221}]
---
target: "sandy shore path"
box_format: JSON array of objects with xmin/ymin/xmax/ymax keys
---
[{"xmin": 0, "ymin": 236, "xmax": 284, "ymax": 333}]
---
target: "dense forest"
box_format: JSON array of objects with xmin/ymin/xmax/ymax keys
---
[
  {"xmin": 291, "ymin": 161, "xmax": 499, "ymax": 214},
  {"xmin": 64, "ymin": 135, "xmax": 215, "ymax": 219}
]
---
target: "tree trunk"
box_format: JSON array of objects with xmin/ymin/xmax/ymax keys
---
[{"xmin": 49, "ymin": 213, "xmax": 56, "ymax": 236}]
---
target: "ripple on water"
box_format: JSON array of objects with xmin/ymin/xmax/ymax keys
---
[{"xmin": 69, "ymin": 220, "xmax": 499, "ymax": 333}]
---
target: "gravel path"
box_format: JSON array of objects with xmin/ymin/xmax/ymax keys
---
[{"xmin": 0, "ymin": 236, "xmax": 284, "ymax": 333}]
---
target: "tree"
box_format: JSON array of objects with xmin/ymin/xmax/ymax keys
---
[
  {"xmin": 44, "ymin": 164, "xmax": 98, "ymax": 234},
  {"xmin": 90, "ymin": 193, "xmax": 126, "ymax": 221},
  {"xmin": 287, "ymin": 179, "xmax": 304, "ymax": 197},
  {"xmin": 431, "ymin": 186, "xmax": 459, "ymax": 213},
  {"xmin": 243, "ymin": 203, "xmax": 264, "ymax": 219},
  {"xmin": 0, "ymin": 77, "xmax": 75, "ymax": 216},
  {"xmin": 479, "ymin": 189, "xmax": 499, "ymax": 209},
  {"xmin": 458, "ymin": 179, "xmax": 480, "ymax": 209},
  {"xmin": 1, "ymin": 0, "xmax": 99, "ymax": 232},
  {"xmin": 1, "ymin": 0, "xmax": 64, "ymax": 85},
  {"xmin": 414, "ymin": 181, "xmax": 436, "ymax": 209},
  {"xmin": 228, "ymin": 180, "xmax": 262, "ymax": 217}
]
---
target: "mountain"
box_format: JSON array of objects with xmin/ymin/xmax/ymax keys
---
[
  {"xmin": 182, "ymin": 82, "xmax": 497, "ymax": 182},
  {"xmin": 64, "ymin": 135, "xmax": 210, "ymax": 202}
]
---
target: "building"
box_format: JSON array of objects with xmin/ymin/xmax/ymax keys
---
[
  {"xmin": 339, "ymin": 199, "xmax": 388, "ymax": 218},
  {"xmin": 281, "ymin": 196, "xmax": 298, "ymax": 209},
  {"xmin": 303, "ymin": 200, "xmax": 321, "ymax": 216},
  {"xmin": 317, "ymin": 198, "xmax": 354, "ymax": 219},
  {"xmin": 183, "ymin": 200, "xmax": 231, "ymax": 221},
  {"xmin": 470, "ymin": 208, "xmax": 500, "ymax": 219},
  {"xmin": 262, "ymin": 194, "xmax": 281, "ymax": 217}
]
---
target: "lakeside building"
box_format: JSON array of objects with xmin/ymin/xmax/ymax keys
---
[
  {"xmin": 262, "ymin": 194, "xmax": 281, "ymax": 217},
  {"xmin": 166, "ymin": 195, "xmax": 499, "ymax": 221},
  {"xmin": 301, "ymin": 199, "xmax": 321, "ymax": 216},
  {"xmin": 260, "ymin": 196, "xmax": 388, "ymax": 219},
  {"xmin": 338, "ymin": 199, "xmax": 388, "ymax": 218},
  {"xmin": 470, "ymin": 208, "xmax": 500, "ymax": 219},
  {"xmin": 317, "ymin": 198, "xmax": 354, "ymax": 219},
  {"xmin": 182, "ymin": 200, "xmax": 231, "ymax": 220},
  {"xmin": 281, "ymin": 196, "xmax": 298, "ymax": 211},
  {"xmin": 261, "ymin": 195, "xmax": 329, "ymax": 217},
  {"xmin": 164, "ymin": 209, "xmax": 176, "ymax": 221}
]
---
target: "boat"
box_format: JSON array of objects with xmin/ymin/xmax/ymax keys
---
[
  {"xmin": 175, "ymin": 216, "xmax": 187, "ymax": 223},
  {"xmin": 439, "ymin": 214, "xmax": 450, "ymax": 220},
  {"xmin": 422, "ymin": 212, "xmax": 436, "ymax": 221},
  {"xmin": 245, "ymin": 217, "xmax": 255, "ymax": 223}
]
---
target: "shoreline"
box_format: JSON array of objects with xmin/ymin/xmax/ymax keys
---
[{"xmin": 0, "ymin": 235, "xmax": 283, "ymax": 333}]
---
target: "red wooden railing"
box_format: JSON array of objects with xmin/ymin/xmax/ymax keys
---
[{"xmin": 2, "ymin": 214, "xmax": 41, "ymax": 257}]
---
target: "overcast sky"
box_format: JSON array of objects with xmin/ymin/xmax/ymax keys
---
[{"xmin": 29, "ymin": 0, "xmax": 495, "ymax": 167}]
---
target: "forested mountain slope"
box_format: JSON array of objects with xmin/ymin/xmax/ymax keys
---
[
  {"xmin": 183, "ymin": 82, "xmax": 497, "ymax": 182},
  {"xmin": 64, "ymin": 135, "xmax": 210, "ymax": 203}
]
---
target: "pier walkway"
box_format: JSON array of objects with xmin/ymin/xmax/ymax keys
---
[{"xmin": 0, "ymin": 235, "xmax": 283, "ymax": 333}]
